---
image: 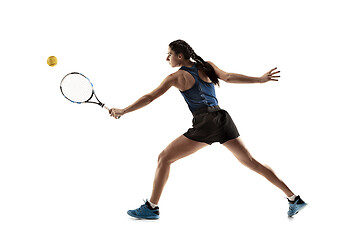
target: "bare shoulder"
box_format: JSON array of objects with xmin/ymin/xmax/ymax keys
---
[
  {"xmin": 170, "ymin": 70, "xmax": 184, "ymax": 79},
  {"xmin": 163, "ymin": 70, "xmax": 182, "ymax": 82},
  {"xmin": 207, "ymin": 61, "xmax": 229, "ymax": 81},
  {"xmin": 158, "ymin": 71, "xmax": 178, "ymax": 86},
  {"xmin": 207, "ymin": 61, "xmax": 218, "ymax": 69},
  {"xmin": 172, "ymin": 69, "xmax": 191, "ymax": 91}
]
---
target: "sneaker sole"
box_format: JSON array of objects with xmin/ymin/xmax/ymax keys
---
[{"xmin": 127, "ymin": 211, "xmax": 159, "ymax": 220}]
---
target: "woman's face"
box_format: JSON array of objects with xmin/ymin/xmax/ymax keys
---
[{"xmin": 166, "ymin": 47, "xmax": 182, "ymax": 67}]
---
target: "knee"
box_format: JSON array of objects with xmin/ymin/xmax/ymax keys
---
[
  {"xmin": 157, "ymin": 150, "xmax": 172, "ymax": 167},
  {"xmin": 244, "ymin": 156, "xmax": 261, "ymax": 172}
]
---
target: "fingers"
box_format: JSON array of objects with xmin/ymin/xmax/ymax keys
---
[
  {"xmin": 269, "ymin": 67, "xmax": 280, "ymax": 74},
  {"xmin": 270, "ymin": 76, "xmax": 280, "ymax": 81},
  {"xmin": 270, "ymin": 69, "xmax": 279, "ymax": 74},
  {"xmin": 268, "ymin": 67, "xmax": 280, "ymax": 81},
  {"xmin": 109, "ymin": 108, "xmax": 117, "ymax": 118},
  {"xmin": 269, "ymin": 67, "xmax": 277, "ymax": 73},
  {"xmin": 109, "ymin": 108, "xmax": 123, "ymax": 119}
]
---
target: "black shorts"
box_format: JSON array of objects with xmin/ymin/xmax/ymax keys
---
[{"xmin": 183, "ymin": 106, "xmax": 240, "ymax": 145}]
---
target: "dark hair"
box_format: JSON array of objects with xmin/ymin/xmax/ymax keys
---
[{"xmin": 169, "ymin": 39, "xmax": 219, "ymax": 86}]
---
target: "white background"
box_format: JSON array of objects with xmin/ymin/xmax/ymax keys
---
[{"xmin": 1, "ymin": 0, "xmax": 359, "ymax": 239}]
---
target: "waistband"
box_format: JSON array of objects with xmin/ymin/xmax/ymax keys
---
[{"xmin": 192, "ymin": 105, "xmax": 221, "ymax": 116}]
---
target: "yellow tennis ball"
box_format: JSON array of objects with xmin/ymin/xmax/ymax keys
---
[{"xmin": 47, "ymin": 56, "xmax": 57, "ymax": 67}]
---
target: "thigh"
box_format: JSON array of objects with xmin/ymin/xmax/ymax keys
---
[
  {"xmin": 222, "ymin": 137, "xmax": 255, "ymax": 166},
  {"xmin": 160, "ymin": 135, "xmax": 208, "ymax": 164}
]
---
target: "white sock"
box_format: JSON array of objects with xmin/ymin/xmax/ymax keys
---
[
  {"xmin": 148, "ymin": 201, "xmax": 158, "ymax": 209},
  {"xmin": 288, "ymin": 194, "xmax": 297, "ymax": 201}
]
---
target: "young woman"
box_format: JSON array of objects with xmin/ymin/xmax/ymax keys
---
[{"xmin": 110, "ymin": 39, "xmax": 307, "ymax": 219}]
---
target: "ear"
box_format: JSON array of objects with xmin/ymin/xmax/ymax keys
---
[{"xmin": 178, "ymin": 53, "xmax": 183, "ymax": 59}]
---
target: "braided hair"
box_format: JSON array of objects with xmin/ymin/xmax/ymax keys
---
[{"xmin": 169, "ymin": 40, "xmax": 219, "ymax": 86}]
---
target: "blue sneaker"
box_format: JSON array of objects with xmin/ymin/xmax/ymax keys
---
[
  {"xmin": 287, "ymin": 195, "xmax": 307, "ymax": 217},
  {"xmin": 127, "ymin": 200, "xmax": 160, "ymax": 220}
]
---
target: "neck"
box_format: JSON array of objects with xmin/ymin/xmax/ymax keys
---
[{"xmin": 180, "ymin": 60, "xmax": 194, "ymax": 68}]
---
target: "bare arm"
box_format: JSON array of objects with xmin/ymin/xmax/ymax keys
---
[
  {"xmin": 109, "ymin": 74, "xmax": 176, "ymax": 118},
  {"xmin": 208, "ymin": 61, "xmax": 280, "ymax": 84}
]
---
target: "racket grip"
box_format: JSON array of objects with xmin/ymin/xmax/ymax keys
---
[{"xmin": 103, "ymin": 105, "xmax": 121, "ymax": 119}]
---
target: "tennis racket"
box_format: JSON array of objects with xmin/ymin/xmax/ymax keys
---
[{"xmin": 60, "ymin": 72, "xmax": 120, "ymax": 119}]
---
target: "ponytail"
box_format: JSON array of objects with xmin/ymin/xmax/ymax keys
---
[
  {"xmin": 191, "ymin": 52, "xmax": 219, "ymax": 86},
  {"xmin": 169, "ymin": 40, "xmax": 220, "ymax": 86}
]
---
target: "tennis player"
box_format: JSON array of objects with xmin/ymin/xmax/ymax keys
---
[{"xmin": 110, "ymin": 39, "xmax": 307, "ymax": 219}]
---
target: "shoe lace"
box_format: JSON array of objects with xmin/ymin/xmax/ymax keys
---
[{"xmin": 138, "ymin": 199, "xmax": 149, "ymax": 211}]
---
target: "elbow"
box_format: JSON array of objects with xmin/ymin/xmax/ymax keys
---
[{"xmin": 222, "ymin": 73, "xmax": 231, "ymax": 83}]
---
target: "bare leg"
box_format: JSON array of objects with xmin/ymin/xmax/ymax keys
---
[
  {"xmin": 222, "ymin": 137, "xmax": 294, "ymax": 197},
  {"xmin": 150, "ymin": 135, "xmax": 208, "ymax": 205}
]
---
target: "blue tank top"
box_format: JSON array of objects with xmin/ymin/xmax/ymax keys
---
[{"xmin": 179, "ymin": 64, "xmax": 218, "ymax": 113}]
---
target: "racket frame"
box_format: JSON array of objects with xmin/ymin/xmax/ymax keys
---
[
  {"xmin": 60, "ymin": 72, "xmax": 119, "ymax": 118},
  {"xmin": 60, "ymin": 72, "xmax": 106, "ymax": 107}
]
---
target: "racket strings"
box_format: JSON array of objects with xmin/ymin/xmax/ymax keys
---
[{"xmin": 61, "ymin": 73, "xmax": 94, "ymax": 103}]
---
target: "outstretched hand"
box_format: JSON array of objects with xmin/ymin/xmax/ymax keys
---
[
  {"xmin": 109, "ymin": 108, "xmax": 125, "ymax": 119},
  {"xmin": 260, "ymin": 67, "xmax": 280, "ymax": 83}
]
